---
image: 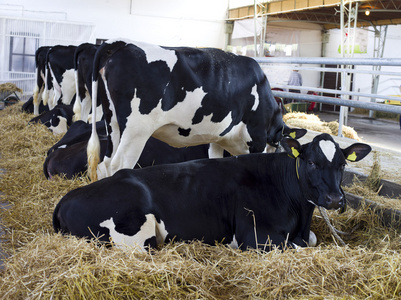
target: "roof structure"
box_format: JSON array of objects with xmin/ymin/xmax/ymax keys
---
[{"xmin": 228, "ymin": 0, "xmax": 401, "ymax": 29}]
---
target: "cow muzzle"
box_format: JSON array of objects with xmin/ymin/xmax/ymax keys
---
[{"xmin": 323, "ymin": 193, "xmax": 344, "ymax": 210}]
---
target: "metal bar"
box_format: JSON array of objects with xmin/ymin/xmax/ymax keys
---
[
  {"xmin": 272, "ymin": 84, "xmax": 401, "ymax": 102},
  {"xmin": 254, "ymin": 57, "xmax": 401, "ymax": 66},
  {"xmin": 273, "ymin": 91, "xmax": 401, "ymax": 114},
  {"xmin": 266, "ymin": 63, "xmax": 401, "ymax": 77}
]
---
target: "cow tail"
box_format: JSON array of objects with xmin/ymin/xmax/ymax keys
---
[
  {"xmin": 72, "ymin": 69, "xmax": 81, "ymax": 122},
  {"xmin": 32, "ymin": 70, "xmax": 40, "ymax": 116},
  {"xmin": 87, "ymin": 77, "xmax": 100, "ymax": 182},
  {"xmin": 43, "ymin": 154, "xmax": 51, "ymax": 180},
  {"xmin": 33, "ymin": 49, "xmax": 43, "ymax": 115},
  {"xmin": 52, "ymin": 201, "xmax": 64, "ymax": 233},
  {"xmin": 87, "ymin": 40, "xmax": 128, "ymax": 182},
  {"xmin": 72, "ymin": 45, "xmax": 84, "ymax": 122},
  {"xmin": 42, "ymin": 48, "xmax": 52, "ymax": 106}
]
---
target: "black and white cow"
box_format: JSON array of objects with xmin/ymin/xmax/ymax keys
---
[
  {"xmin": 44, "ymin": 137, "xmax": 107, "ymax": 180},
  {"xmin": 53, "ymin": 133, "xmax": 371, "ymax": 251},
  {"xmin": 32, "ymin": 46, "xmax": 51, "ymax": 115},
  {"xmin": 43, "ymin": 45, "xmax": 77, "ymax": 110},
  {"xmin": 44, "ymin": 120, "xmax": 225, "ymax": 179},
  {"xmin": 29, "ymin": 104, "xmax": 74, "ymax": 135},
  {"xmin": 47, "ymin": 120, "xmax": 106, "ymax": 155},
  {"xmin": 73, "ymin": 43, "xmax": 103, "ymax": 122},
  {"xmin": 44, "ymin": 136, "xmax": 215, "ymax": 179},
  {"xmin": 88, "ymin": 40, "xmax": 306, "ymax": 181}
]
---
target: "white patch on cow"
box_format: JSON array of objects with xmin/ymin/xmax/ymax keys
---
[
  {"xmin": 96, "ymin": 71, "xmax": 122, "ymax": 178},
  {"xmin": 309, "ymin": 230, "xmax": 317, "ymax": 247},
  {"xmin": 251, "ymin": 84, "xmax": 259, "ymax": 111},
  {"xmin": 99, "ymin": 214, "xmax": 168, "ymax": 251},
  {"xmin": 319, "ymin": 140, "xmax": 336, "ymax": 162},
  {"xmin": 228, "ymin": 235, "xmax": 239, "ymax": 249},
  {"xmin": 59, "ymin": 144, "xmax": 67, "ymax": 149},
  {"xmin": 208, "ymin": 143, "xmax": 225, "ymax": 158},
  {"xmin": 49, "ymin": 62, "xmax": 62, "ymax": 108},
  {"xmin": 138, "ymin": 42, "xmax": 178, "ymax": 72},
  {"xmin": 60, "ymin": 69, "xmax": 76, "ymax": 105},
  {"xmin": 49, "ymin": 116, "xmax": 68, "ymax": 135},
  {"xmin": 105, "ymin": 39, "xmax": 177, "ymax": 72}
]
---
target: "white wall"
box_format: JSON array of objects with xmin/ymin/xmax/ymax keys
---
[
  {"xmin": 0, "ymin": 0, "xmax": 228, "ymax": 48},
  {"xmin": 325, "ymin": 25, "xmax": 401, "ymax": 99}
]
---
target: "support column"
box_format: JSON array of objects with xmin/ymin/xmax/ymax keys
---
[{"xmin": 369, "ymin": 25, "xmax": 388, "ymax": 118}]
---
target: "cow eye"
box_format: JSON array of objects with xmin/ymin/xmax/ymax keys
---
[
  {"xmin": 308, "ymin": 160, "xmax": 316, "ymax": 168},
  {"xmin": 339, "ymin": 163, "xmax": 346, "ymax": 171}
]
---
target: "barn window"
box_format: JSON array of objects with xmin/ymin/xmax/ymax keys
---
[{"xmin": 9, "ymin": 33, "xmax": 39, "ymax": 73}]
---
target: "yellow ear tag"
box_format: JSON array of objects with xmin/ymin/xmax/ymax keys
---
[
  {"xmin": 291, "ymin": 147, "xmax": 300, "ymax": 158},
  {"xmin": 289, "ymin": 131, "xmax": 296, "ymax": 139},
  {"xmin": 347, "ymin": 151, "xmax": 357, "ymax": 161}
]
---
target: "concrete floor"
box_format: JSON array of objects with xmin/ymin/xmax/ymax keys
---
[{"xmin": 300, "ymin": 110, "xmax": 401, "ymax": 184}]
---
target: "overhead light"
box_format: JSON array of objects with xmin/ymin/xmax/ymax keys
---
[{"xmin": 365, "ymin": 9, "xmax": 370, "ymax": 16}]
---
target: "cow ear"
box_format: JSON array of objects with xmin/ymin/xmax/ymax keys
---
[
  {"xmin": 342, "ymin": 143, "xmax": 372, "ymax": 162},
  {"xmin": 281, "ymin": 138, "xmax": 302, "ymax": 159},
  {"xmin": 282, "ymin": 126, "xmax": 307, "ymax": 140}
]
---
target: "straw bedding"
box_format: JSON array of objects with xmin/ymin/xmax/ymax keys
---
[{"xmin": 1, "ymin": 105, "xmax": 401, "ymax": 299}]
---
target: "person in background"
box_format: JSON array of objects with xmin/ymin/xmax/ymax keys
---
[{"xmin": 288, "ymin": 65, "xmax": 303, "ymax": 103}]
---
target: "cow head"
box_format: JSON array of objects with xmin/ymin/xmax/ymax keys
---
[
  {"xmin": 282, "ymin": 133, "xmax": 371, "ymax": 210},
  {"xmin": 268, "ymin": 124, "xmax": 307, "ymax": 148}
]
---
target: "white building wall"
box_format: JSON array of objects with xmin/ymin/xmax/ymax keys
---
[
  {"xmin": 325, "ymin": 25, "xmax": 401, "ymax": 100},
  {"xmin": 0, "ymin": 0, "xmax": 228, "ymax": 48}
]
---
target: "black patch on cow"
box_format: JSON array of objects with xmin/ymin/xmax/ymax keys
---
[{"xmin": 178, "ymin": 127, "xmax": 191, "ymax": 137}]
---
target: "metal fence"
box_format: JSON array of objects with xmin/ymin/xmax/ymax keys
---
[
  {"xmin": 254, "ymin": 57, "xmax": 401, "ymax": 114},
  {"xmin": 253, "ymin": 56, "xmax": 401, "ymax": 136}
]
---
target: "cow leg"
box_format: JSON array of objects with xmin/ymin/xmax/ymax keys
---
[
  {"xmin": 240, "ymin": 230, "xmax": 301, "ymax": 252},
  {"xmin": 80, "ymin": 92, "xmax": 92, "ymax": 122},
  {"xmin": 109, "ymin": 133, "xmax": 151, "ymax": 176},
  {"xmin": 208, "ymin": 143, "xmax": 225, "ymax": 158}
]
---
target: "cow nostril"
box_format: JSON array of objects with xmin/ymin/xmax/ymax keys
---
[{"xmin": 326, "ymin": 194, "xmax": 343, "ymax": 208}]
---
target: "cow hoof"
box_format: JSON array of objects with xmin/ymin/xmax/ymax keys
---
[{"xmin": 309, "ymin": 230, "xmax": 317, "ymax": 247}]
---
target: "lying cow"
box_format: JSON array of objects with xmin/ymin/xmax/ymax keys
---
[
  {"xmin": 44, "ymin": 136, "xmax": 215, "ymax": 179},
  {"xmin": 88, "ymin": 39, "xmax": 306, "ymax": 181},
  {"xmin": 29, "ymin": 104, "xmax": 74, "ymax": 135},
  {"xmin": 44, "ymin": 137, "xmax": 107, "ymax": 180},
  {"xmin": 47, "ymin": 120, "xmax": 106, "ymax": 155},
  {"xmin": 44, "ymin": 121, "xmax": 229, "ymax": 179},
  {"xmin": 53, "ymin": 133, "xmax": 371, "ymax": 251}
]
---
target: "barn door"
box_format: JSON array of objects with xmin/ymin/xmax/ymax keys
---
[{"xmin": 321, "ymin": 64, "xmax": 354, "ymax": 111}]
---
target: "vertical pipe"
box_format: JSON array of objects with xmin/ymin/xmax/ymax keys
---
[
  {"xmin": 254, "ymin": 0, "xmax": 258, "ymax": 57},
  {"xmin": 338, "ymin": 0, "xmax": 345, "ymax": 137}
]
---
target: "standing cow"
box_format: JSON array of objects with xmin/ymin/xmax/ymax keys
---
[
  {"xmin": 73, "ymin": 43, "xmax": 104, "ymax": 122},
  {"xmin": 43, "ymin": 45, "xmax": 77, "ymax": 110},
  {"xmin": 32, "ymin": 46, "xmax": 51, "ymax": 116},
  {"xmin": 53, "ymin": 133, "xmax": 372, "ymax": 251},
  {"xmin": 88, "ymin": 40, "xmax": 306, "ymax": 180}
]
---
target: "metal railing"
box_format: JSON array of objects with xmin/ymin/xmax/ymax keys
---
[
  {"xmin": 254, "ymin": 57, "xmax": 401, "ymax": 114},
  {"xmin": 253, "ymin": 56, "xmax": 401, "ymax": 136}
]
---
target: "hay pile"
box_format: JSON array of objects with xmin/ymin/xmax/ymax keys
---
[
  {"xmin": 1, "ymin": 104, "xmax": 401, "ymax": 299},
  {"xmin": 284, "ymin": 112, "xmax": 361, "ymax": 140},
  {"xmin": 0, "ymin": 83, "xmax": 23, "ymax": 95}
]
